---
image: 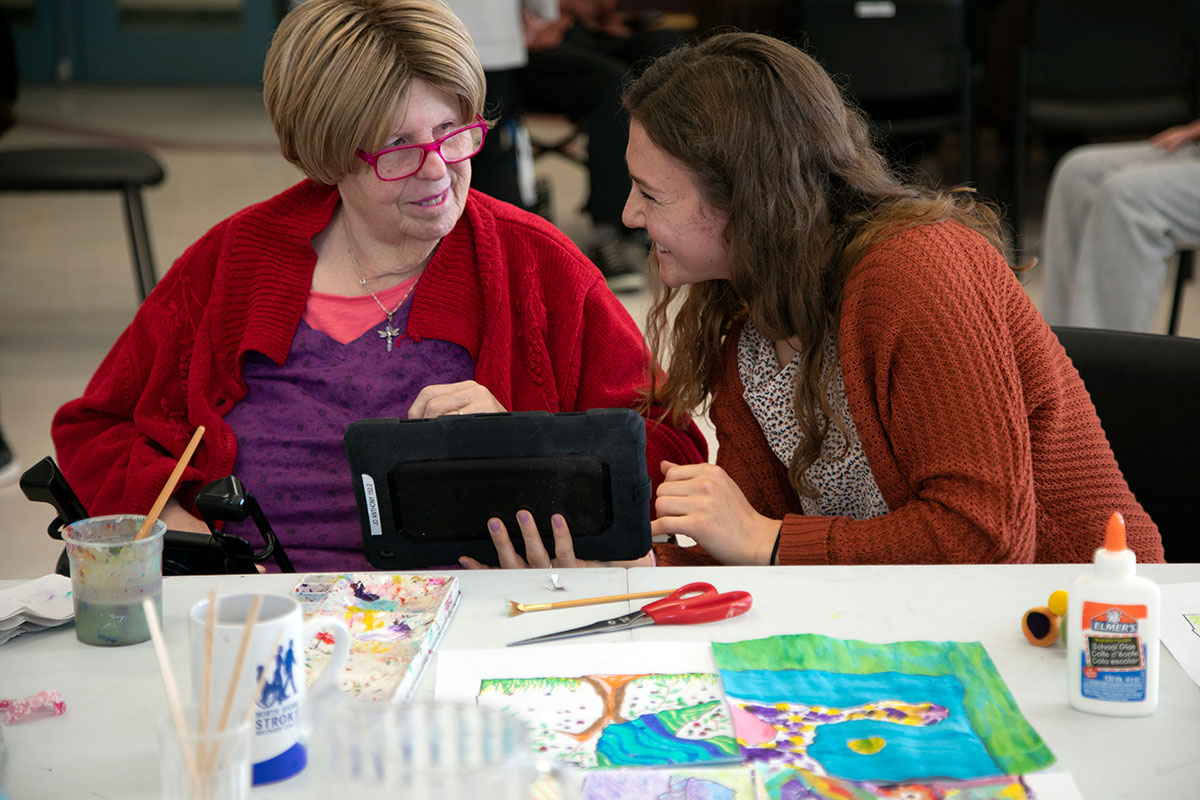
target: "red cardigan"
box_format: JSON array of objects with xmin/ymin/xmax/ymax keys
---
[
  {"xmin": 656, "ymin": 221, "xmax": 1163, "ymax": 566},
  {"xmin": 53, "ymin": 180, "xmax": 706, "ymax": 517}
]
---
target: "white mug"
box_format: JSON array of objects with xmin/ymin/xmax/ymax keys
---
[{"xmin": 188, "ymin": 593, "xmax": 350, "ymax": 785}]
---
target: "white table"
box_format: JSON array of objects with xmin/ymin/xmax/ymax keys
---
[{"xmin": 1, "ymin": 564, "xmax": 1197, "ymax": 799}]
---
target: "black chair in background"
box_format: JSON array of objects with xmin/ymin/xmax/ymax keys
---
[
  {"xmin": 1168, "ymin": 250, "xmax": 1194, "ymax": 336},
  {"xmin": 0, "ymin": 146, "xmax": 165, "ymax": 302},
  {"xmin": 799, "ymin": 0, "xmax": 976, "ymax": 184},
  {"xmin": 1053, "ymin": 326, "xmax": 1200, "ymax": 563},
  {"xmin": 0, "ymin": 9, "xmax": 165, "ymax": 304},
  {"xmin": 527, "ymin": 112, "xmax": 588, "ymax": 171},
  {"xmin": 1012, "ymin": 0, "xmax": 1200, "ymax": 247}
]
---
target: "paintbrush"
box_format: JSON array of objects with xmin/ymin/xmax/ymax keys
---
[
  {"xmin": 143, "ymin": 598, "xmax": 202, "ymax": 796},
  {"xmin": 136, "ymin": 425, "xmax": 205, "ymax": 540},
  {"xmin": 507, "ymin": 589, "xmax": 673, "ymax": 617}
]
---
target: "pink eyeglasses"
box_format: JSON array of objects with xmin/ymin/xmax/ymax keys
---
[{"xmin": 356, "ymin": 116, "xmax": 488, "ymax": 181}]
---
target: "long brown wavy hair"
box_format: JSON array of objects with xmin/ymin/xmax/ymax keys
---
[{"xmin": 626, "ymin": 32, "xmax": 1013, "ymax": 498}]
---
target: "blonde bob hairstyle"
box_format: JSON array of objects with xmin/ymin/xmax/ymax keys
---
[
  {"xmin": 263, "ymin": 0, "xmax": 485, "ymax": 185},
  {"xmin": 628, "ymin": 33, "xmax": 1012, "ymax": 498}
]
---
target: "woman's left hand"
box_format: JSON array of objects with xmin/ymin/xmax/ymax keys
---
[
  {"xmin": 408, "ymin": 380, "xmax": 506, "ymax": 418},
  {"xmin": 651, "ymin": 460, "xmax": 782, "ymax": 565},
  {"xmin": 1150, "ymin": 118, "xmax": 1200, "ymax": 152},
  {"xmin": 459, "ymin": 510, "xmax": 654, "ymax": 569}
]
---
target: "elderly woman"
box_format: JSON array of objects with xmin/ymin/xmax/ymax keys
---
[
  {"xmin": 51, "ymin": 0, "xmax": 704, "ymax": 573},
  {"xmin": 619, "ymin": 33, "xmax": 1161, "ymax": 567}
]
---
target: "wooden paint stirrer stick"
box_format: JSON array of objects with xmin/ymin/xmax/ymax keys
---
[
  {"xmin": 214, "ymin": 594, "xmax": 262, "ymax": 736},
  {"xmin": 196, "ymin": 590, "xmax": 217, "ymax": 783},
  {"xmin": 137, "ymin": 425, "xmax": 206, "ymax": 540},
  {"xmin": 143, "ymin": 598, "xmax": 203, "ymax": 796},
  {"xmin": 200, "ymin": 594, "xmax": 263, "ymax": 786}
]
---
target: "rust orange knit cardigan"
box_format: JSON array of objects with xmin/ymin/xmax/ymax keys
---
[{"xmin": 655, "ymin": 221, "xmax": 1163, "ymax": 566}]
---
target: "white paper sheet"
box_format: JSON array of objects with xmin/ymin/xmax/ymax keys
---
[
  {"xmin": 435, "ymin": 641, "xmax": 1084, "ymax": 799},
  {"xmin": 1025, "ymin": 771, "xmax": 1086, "ymax": 799},
  {"xmin": 1160, "ymin": 582, "xmax": 1200, "ymax": 690},
  {"xmin": 434, "ymin": 641, "xmax": 716, "ymax": 703}
]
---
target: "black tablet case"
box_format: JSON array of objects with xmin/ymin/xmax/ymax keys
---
[{"xmin": 344, "ymin": 408, "xmax": 652, "ymax": 569}]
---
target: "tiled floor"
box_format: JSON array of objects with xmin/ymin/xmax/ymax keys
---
[{"xmin": 1, "ymin": 85, "xmax": 1196, "ymax": 579}]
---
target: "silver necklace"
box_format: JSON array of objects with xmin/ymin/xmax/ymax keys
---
[{"xmin": 343, "ymin": 216, "xmax": 414, "ymax": 353}]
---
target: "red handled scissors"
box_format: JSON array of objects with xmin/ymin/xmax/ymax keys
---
[{"xmin": 507, "ymin": 582, "xmax": 752, "ymax": 647}]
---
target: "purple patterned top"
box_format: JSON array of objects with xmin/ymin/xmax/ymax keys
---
[{"xmin": 221, "ymin": 294, "xmax": 474, "ymax": 572}]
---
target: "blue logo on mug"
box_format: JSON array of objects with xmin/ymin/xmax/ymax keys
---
[{"xmin": 251, "ymin": 638, "xmax": 306, "ymax": 784}]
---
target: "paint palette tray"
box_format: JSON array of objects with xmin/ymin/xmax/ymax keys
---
[{"xmin": 293, "ymin": 572, "xmax": 460, "ymax": 702}]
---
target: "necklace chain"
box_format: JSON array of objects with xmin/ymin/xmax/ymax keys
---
[
  {"xmin": 356, "ymin": 272, "xmax": 408, "ymax": 319},
  {"xmin": 343, "ymin": 214, "xmax": 413, "ymax": 353}
]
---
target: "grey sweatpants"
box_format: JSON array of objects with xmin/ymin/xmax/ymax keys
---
[{"xmin": 1039, "ymin": 140, "xmax": 1200, "ymax": 332}]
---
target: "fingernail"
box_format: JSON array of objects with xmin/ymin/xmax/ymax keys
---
[
  {"xmin": 517, "ymin": 510, "xmax": 532, "ymax": 526},
  {"xmin": 551, "ymin": 514, "xmax": 565, "ymax": 530},
  {"xmin": 488, "ymin": 518, "xmax": 503, "ymax": 535}
]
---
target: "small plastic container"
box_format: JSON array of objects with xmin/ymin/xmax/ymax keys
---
[
  {"xmin": 1066, "ymin": 512, "xmax": 1160, "ymax": 716},
  {"xmin": 61, "ymin": 514, "xmax": 166, "ymax": 646}
]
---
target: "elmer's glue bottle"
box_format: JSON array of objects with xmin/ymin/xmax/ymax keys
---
[{"xmin": 1066, "ymin": 511, "xmax": 1160, "ymax": 716}]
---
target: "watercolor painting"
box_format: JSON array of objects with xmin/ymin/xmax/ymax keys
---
[
  {"xmin": 570, "ymin": 762, "xmax": 1038, "ymax": 800},
  {"xmin": 1186, "ymin": 613, "xmax": 1200, "ymax": 638},
  {"xmin": 293, "ymin": 572, "xmax": 460, "ymax": 702},
  {"xmin": 477, "ymin": 672, "xmax": 741, "ymax": 769},
  {"xmin": 712, "ymin": 635, "xmax": 1054, "ymax": 798},
  {"xmin": 776, "ymin": 772, "xmax": 1036, "ymax": 800},
  {"xmin": 579, "ymin": 765, "xmax": 762, "ymax": 800}
]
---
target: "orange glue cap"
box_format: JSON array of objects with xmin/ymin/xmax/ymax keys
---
[{"xmin": 1104, "ymin": 511, "xmax": 1127, "ymax": 552}]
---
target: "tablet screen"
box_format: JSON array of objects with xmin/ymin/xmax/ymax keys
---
[{"xmin": 389, "ymin": 454, "xmax": 613, "ymax": 541}]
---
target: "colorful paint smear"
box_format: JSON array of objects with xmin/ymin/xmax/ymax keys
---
[
  {"xmin": 293, "ymin": 573, "xmax": 460, "ymax": 702},
  {"xmin": 579, "ymin": 765, "xmax": 762, "ymax": 800},
  {"xmin": 774, "ymin": 771, "xmax": 1035, "ymax": 800},
  {"xmin": 477, "ymin": 672, "xmax": 741, "ymax": 769},
  {"xmin": 571, "ymin": 762, "xmax": 1034, "ymax": 800},
  {"xmin": 712, "ymin": 634, "xmax": 1054, "ymax": 794}
]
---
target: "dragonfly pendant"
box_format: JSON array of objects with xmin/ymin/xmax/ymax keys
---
[{"xmin": 377, "ymin": 321, "xmax": 402, "ymax": 352}]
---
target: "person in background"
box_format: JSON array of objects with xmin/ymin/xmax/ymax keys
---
[
  {"xmin": 442, "ymin": 0, "xmax": 555, "ymax": 215},
  {"xmin": 51, "ymin": 0, "xmax": 705, "ymax": 574},
  {"xmin": 482, "ymin": 32, "xmax": 1165, "ymax": 570},
  {"xmin": 449, "ymin": 0, "xmax": 686, "ymax": 293},
  {"xmin": 1039, "ymin": 118, "xmax": 1200, "ymax": 332}
]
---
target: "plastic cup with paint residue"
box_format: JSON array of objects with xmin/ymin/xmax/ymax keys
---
[{"xmin": 61, "ymin": 514, "xmax": 165, "ymax": 646}]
